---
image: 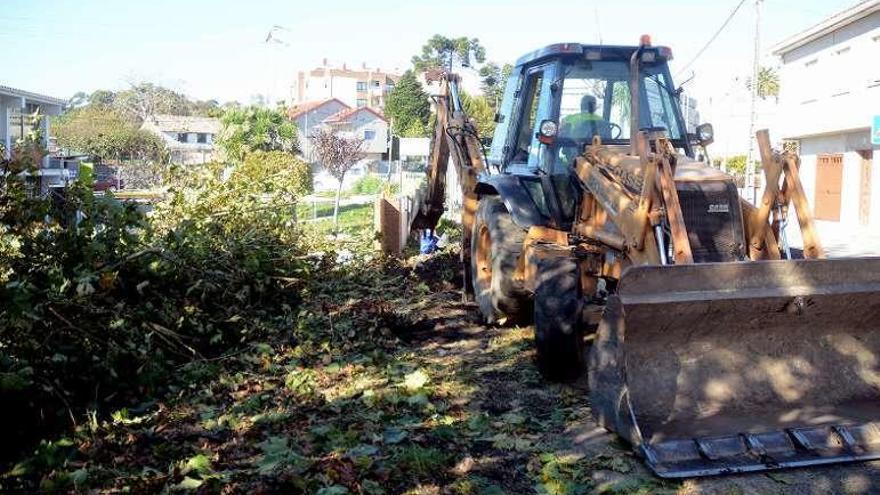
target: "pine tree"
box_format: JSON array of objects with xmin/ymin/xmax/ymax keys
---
[{"xmin": 385, "ymin": 71, "xmax": 431, "ymax": 138}]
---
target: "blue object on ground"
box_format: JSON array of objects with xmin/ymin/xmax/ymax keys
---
[{"xmin": 420, "ymin": 230, "xmax": 439, "ymax": 254}]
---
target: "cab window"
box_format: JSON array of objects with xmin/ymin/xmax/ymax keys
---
[{"xmin": 510, "ymin": 71, "xmax": 543, "ymax": 165}]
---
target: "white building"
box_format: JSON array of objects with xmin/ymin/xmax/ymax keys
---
[
  {"xmin": 289, "ymin": 99, "xmax": 391, "ymax": 191},
  {"xmin": 291, "ymin": 60, "xmax": 401, "ymax": 110},
  {"xmin": 141, "ymin": 114, "xmax": 221, "ymax": 165},
  {"xmin": 1, "ymin": 84, "xmax": 66, "ymax": 192},
  {"xmin": 773, "ymin": 0, "xmax": 880, "ymax": 225}
]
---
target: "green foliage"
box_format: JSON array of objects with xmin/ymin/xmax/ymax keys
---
[
  {"xmin": 0, "ymin": 127, "xmax": 318, "ymax": 469},
  {"xmin": 114, "ymin": 82, "xmax": 192, "ymax": 122},
  {"xmin": 460, "ymin": 92, "xmax": 496, "ymax": 138},
  {"xmin": 478, "ymin": 62, "xmax": 513, "ymax": 107},
  {"xmin": 242, "ymin": 150, "xmax": 313, "ymax": 197},
  {"xmin": 723, "ymin": 154, "xmax": 760, "ymax": 186},
  {"xmin": 350, "ymin": 174, "xmax": 400, "ymax": 196},
  {"xmin": 385, "ymin": 70, "xmax": 431, "ymax": 138},
  {"xmin": 217, "ymin": 105, "xmax": 300, "ymax": 163},
  {"xmin": 412, "ymin": 35, "xmax": 486, "ymax": 73},
  {"xmin": 747, "ymin": 66, "xmax": 780, "ymax": 101},
  {"xmin": 53, "ymin": 105, "xmax": 166, "ymax": 162}
]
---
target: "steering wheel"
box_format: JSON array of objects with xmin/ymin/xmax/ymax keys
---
[{"xmin": 608, "ymin": 123, "xmax": 623, "ymax": 139}]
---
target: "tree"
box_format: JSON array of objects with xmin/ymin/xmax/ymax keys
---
[
  {"xmin": 309, "ymin": 129, "xmax": 364, "ymax": 232},
  {"xmin": 88, "ymin": 89, "xmax": 116, "ymax": 107},
  {"xmin": 68, "ymin": 92, "xmax": 89, "ymax": 108},
  {"xmin": 411, "ymin": 35, "xmax": 486, "ymax": 73},
  {"xmin": 747, "ymin": 66, "xmax": 780, "ymax": 102},
  {"xmin": 478, "ymin": 62, "xmax": 513, "ymax": 108},
  {"xmin": 217, "ymin": 106, "xmax": 300, "ymax": 163},
  {"xmin": 114, "ymin": 82, "xmax": 191, "ymax": 122},
  {"xmin": 53, "ymin": 105, "xmax": 165, "ymax": 162},
  {"xmin": 385, "ymin": 71, "xmax": 431, "ymax": 138},
  {"xmin": 190, "ymin": 99, "xmax": 222, "ymax": 117},
  {"xmin": 460, "ymin": 92, "xmax": 496, "ymax": 138}
]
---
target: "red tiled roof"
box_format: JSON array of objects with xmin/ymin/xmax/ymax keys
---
[
  {"xmin": 288, "ymin": 98, "xmax": 348, "ymax": 119},
  {"xmin": 324, "ymin": 106, "xmax": 387, "ymax": 124}
]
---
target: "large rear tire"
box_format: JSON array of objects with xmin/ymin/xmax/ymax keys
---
[
  {"xmin": 534, "ymin": 256, "xmax": 585, "ymax": 381},
  {"xmin": 470, "ymin": 197, "xmax": 529, "ymax": 325}
]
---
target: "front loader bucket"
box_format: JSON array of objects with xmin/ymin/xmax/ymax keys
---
[{"xmin": 589, "ymin": 258, "xmax": 880, "ymax": 478}]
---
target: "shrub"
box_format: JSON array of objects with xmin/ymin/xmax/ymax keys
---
[
  {"xmin": 242, "ymin": 150, "xmax": 313, "ymax": 198},
  {"xmin": 0, "ymin": 136, "xmax": 320, "ymax": 460}
]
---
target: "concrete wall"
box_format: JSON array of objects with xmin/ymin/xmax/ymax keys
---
[
  {"xmin": 778, "ymin": 10, "xmax": 880, "ymax": 139},
  {"xmin": 798, "ymin": 130, "xmax": 879, "ymax": 226},
  {"xmin": 775, "ymin": 9, "xmax": 880, "ymax": 226}
]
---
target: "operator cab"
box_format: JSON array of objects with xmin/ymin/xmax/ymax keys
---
[{"xmin": 485, "ymin": 39, "xmax": 708, "ymax": 230}]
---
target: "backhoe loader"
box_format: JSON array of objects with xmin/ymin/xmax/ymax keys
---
[{"xmin": 410, "ymin": 38, "xmax": 880, "ymax": 478}]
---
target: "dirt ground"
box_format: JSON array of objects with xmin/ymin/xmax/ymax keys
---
[
  {"xmin": 413, "ymin": 284, "xmax": 880, "ymax": 495},
  {"xmin": 11, "ymin": 249, "xmax": 880, "ymax": 494}
]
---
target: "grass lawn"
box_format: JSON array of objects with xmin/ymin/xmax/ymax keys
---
[{"xmin": 297, "ymin": 202, "xmax": 374, "ymax": 235}]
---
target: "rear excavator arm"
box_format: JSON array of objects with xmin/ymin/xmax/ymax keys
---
[{"xmin": 411, "ymin": 72, "xmax": 487, "ymax": 294}]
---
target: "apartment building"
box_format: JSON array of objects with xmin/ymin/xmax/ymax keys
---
[
  {"xmin": 290, "ymin": 60, "xmax": 401, "ymax": 110},
  {"xmin": 773, "ymin": 0, "xmax": 880, "ymax": 225}
]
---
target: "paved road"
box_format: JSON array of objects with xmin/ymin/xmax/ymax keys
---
[{"xmin": 785, "ymin": 220, "xmax": 880, "ymax": 258}]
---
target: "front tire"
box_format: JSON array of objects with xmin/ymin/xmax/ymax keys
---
[
  {"xmin": 470, "ymin": 197, "xmax": 529, "ymax": 325},
  {"xmin": 534, "ymin": 256, "xmax": 585, "ymax": 381}
]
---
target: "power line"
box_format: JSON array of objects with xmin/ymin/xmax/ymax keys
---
[{"xmin": 675, "ymin": 0, "xmax": 748, "ymax": 77}]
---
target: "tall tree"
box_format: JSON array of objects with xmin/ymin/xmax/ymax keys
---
[
  {"xmin": 217, "ymin": 106, "xmax": 300, "ymax": 163},
  {"xmin": 411, "ymin": 35, "xmax": 486, "ymax": 73},
  {"xmin": 67, "ymin": 92, "xmax": 89, "ymax": 108},
  {"xmin": 309, "ymin": 129, "xmax": 364, "ymax": 232},
  {"xmin": 385, "ymin": 71, "xmax": 431, "ymax": 138},
  {"xmin": 114, "ymin": 82, "xmax": 191, "ymax": 122},
  {"xmin": 88, "ymin": 89, "xmax": 116, "ymax": 107},
  {"xmin": 478, "ymin": 62, "xmax": 513, "ymax": 108},
  {"xmin": 460, "ymin": 92, "xmax": 496, "ymax": 138}
]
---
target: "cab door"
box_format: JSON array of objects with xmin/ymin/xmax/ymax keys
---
[{"xmin": 507, "ymin": 62, "xmax": 557, "ymax": 173}]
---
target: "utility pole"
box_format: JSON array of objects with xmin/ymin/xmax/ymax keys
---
[{"xmin": 745, "ymin": 0, "xmax": 762, "ymax": 204}]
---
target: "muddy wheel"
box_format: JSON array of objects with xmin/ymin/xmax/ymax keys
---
[
  {"xmin": 470, "ymin": 196, "xmax": 529, "ymax": 325},
  {"xmin": 534, "ymin": 256, "xmax": 585, "ymax": 381}
]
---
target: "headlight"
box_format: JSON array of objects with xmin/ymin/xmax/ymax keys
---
[{"xmin": 539, "ymin": 119, "xmax": 558, "ymax": 138}]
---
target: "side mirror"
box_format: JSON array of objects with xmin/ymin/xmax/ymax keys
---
[
  {"xmin": 695, "ymin": 123, "xmax": 714, "ymax": 147},
  {"xmin": 536, "ymin": 119, "xmax": 558, "ymax": 144}
]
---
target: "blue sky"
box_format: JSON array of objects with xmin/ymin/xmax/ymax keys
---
[{"xmin": 0, "ymin": 0, "xmax": 857, "ymax": 104}]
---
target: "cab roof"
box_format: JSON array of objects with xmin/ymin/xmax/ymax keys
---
[{"xmin": 514, "ymin": 43, "xmax": 673, "ymax": 68}]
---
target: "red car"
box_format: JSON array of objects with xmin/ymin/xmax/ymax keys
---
[{"xmin": 93, "ymin": 176, "xmax": 124, "ymax": 192}]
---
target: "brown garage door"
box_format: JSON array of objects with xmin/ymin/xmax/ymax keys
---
[{"xmin": 814, "ymin": 154, "xmax": 843, "ymax": 221}]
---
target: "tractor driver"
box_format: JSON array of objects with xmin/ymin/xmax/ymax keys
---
[{"xmin": 560, "ymin": 94, "xmax": 610, "ymax": 140}]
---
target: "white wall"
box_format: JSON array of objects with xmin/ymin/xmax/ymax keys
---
[
  {"xmin": 350, "ymin": 112, "xmax": 387, "ymax": 153},
  {"xmin": 777, "ymin": 10, "xmax": 880, "ymax": 139},
  {"xmin": 304, "ymin": 74, "xmax": 359, "ymax": 108}
]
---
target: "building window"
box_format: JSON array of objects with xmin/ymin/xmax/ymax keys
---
[
  {"xmin": 371, "ymin": 96, "xmax": 381, "ymax": 106},
  {"xmin": 364, "ymin": 129, "xmax": 376, "ymax": 140},
  {"xmin": 356, "ymin": 81, "xmax": 367, "ymax": 91},
  {"xmin": 356, "ymin": 98, "xmax": 367, "ymax": 108},
  {"xmin": 177, "ymin": 133, "xmax": 188, "ymax": 143},
  {"xmin": 372, "ymin": 80, "xmax": 380, "ymax": 88},
  {"xmin": 197, "ymin": 133, "xmax": 208, "ymax": 144}
]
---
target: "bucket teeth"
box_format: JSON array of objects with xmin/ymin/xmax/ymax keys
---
[
  {"xmin": 644, "ymin": 423, "xmax": 880, "ymax": 477},
  {"xmin": 589, "ymin": 257, "xmax": 880, "ymax": 477}
]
